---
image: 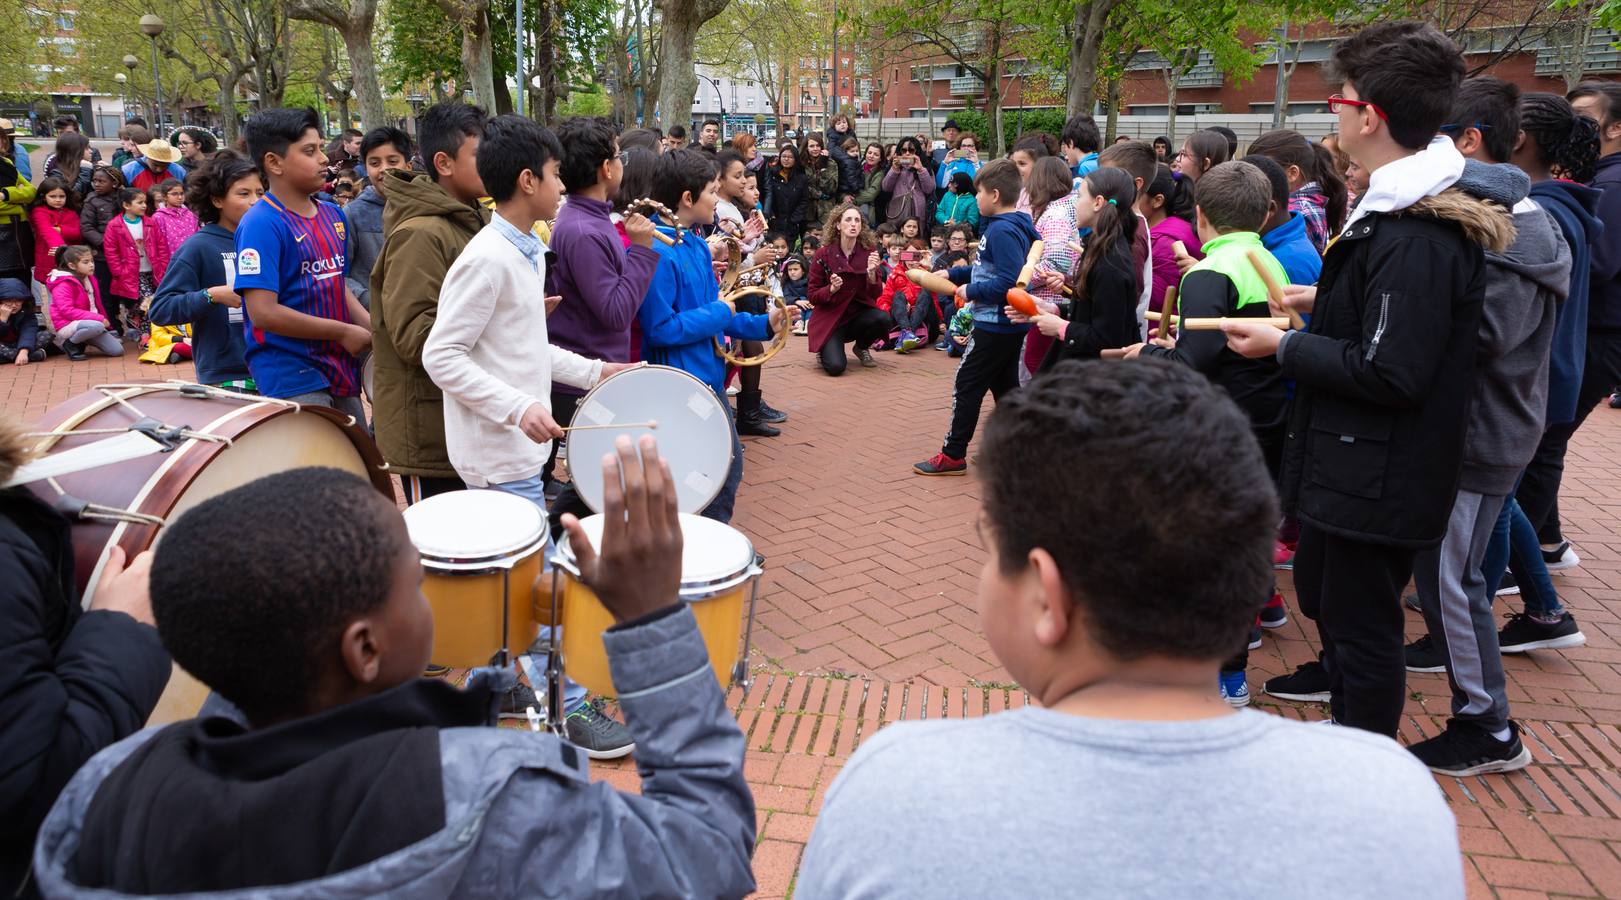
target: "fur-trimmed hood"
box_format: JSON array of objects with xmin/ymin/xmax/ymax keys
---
[{"xmin": 1397, "ymin": 188, "xmax": 1516, "ymax": 254}]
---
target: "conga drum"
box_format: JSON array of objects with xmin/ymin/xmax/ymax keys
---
[
  {"xmin": 401, "ymin": 489, "xmax": 547, "ymax": 669},
  {"xmin": 15, "ymin": 381, "xmax": 392, "ymax": 726},
  {"xmin": 548, "ymin": 365, "xmax": 763, "ymax": 720}
]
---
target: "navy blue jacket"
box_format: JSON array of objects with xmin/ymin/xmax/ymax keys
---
[
  {"xmin": 1587, "ymin": 153, "xmax": 1621, "ymax": 333},
  {"xmin": 1531, "ymin": 179, "xmax": 1604, "ymax": 425},
  {"xmin": 149, "ymin": 224, "xmax": 251, "ymax": 386},
  {"xmin": 948, "ymin": 210, "xmax": 1039, "ymax": 334}
]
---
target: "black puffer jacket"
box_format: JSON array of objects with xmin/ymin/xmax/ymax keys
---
[
  {"xmin": 0, "ymin": 488, "xmax": 170, "ymax": 895},
  {"xmin": 1277, "ymin": 189, "xmax": 1513, "ymax": 548},
  {"xmin": 764, "ymin": 164, "xmax": 812, "ymax": 235}
]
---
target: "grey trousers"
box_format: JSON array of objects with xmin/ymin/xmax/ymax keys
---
[
  {"xmin": 55, "ymin": 319, "xmax": 124, "ymax": 357},
  {"xmin": 1415, "ymin": 489, "xmax": 1510, "ymax": 733},
  {"xmin": 288, "ymin": 390, "xmax": 369, "ymax": 434}
]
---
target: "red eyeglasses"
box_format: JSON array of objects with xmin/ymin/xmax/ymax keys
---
[{"xmin": 1327, "ymin": 94, "xmax": 1388, "ymax": 121}]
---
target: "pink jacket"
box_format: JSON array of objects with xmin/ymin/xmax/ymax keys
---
[
  {"xmin": 30, "ymin": 206, "xmax": 85, "ymax": 284},
  {"xmin": 47, "ymin": 269, "xmax": 109, "ymax": 330},
  {"xmin": 103, "ymin": 215, "xmax": 143, "ymax": 299},
  {"xmin": 148, "ymin": 205, "xmax": 199, "ymax": 283}
]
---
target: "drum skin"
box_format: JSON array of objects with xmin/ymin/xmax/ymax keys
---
[{"xmin": 24, "ymin": 383, "xmax": 393, "ymax": 726}]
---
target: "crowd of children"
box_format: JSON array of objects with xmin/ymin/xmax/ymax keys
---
[{"xmin": 6, "ymin": 18, "xmax": 1621, "ymax": 896}]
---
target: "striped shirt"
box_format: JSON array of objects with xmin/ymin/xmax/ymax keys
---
[{"xmin": 233, "ymin": 192, "xmax": 361, "ymax": 399}]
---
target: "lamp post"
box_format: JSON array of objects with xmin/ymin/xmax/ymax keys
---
[
  {"xmin": 138, "ymin": 14, "xmax": 165, "ymax": 131},
  {"xmin": 122, "ymin": 55, "xmax": 139, "ymax": 119},
  {"xmin": 697, "ymin": 73, "xmax": 725, "ymax": 141},
  {"xmin": 114, "ymin": 73, "xmax": 128, "ymax": 122},
  {"xmin": 514, "ymin": 0, "xmax": 526, "ymax": 117}
]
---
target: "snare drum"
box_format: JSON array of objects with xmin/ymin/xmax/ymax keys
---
[
  {"xmin": 402, "ymin": 490, "xmax": 547, "ymax": 668},
  {"xmin": 552, "ymin": 513, "xmax": 761, "ymax": 695},
  {"xmin": 19, "ymin": 381, "xmax": 393, "ymax": 726}
]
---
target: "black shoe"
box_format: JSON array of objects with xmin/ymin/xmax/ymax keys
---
[
  {"xmin": 1405, "ymin": 634, "xmax": 1447, "ymax": 673},
  {"xmin": 1264, "ymin": 659, "xmax": 1330, "ymax": 703},
  {"xmin": 1496, "ymin": 571, "xmax": 1520, "ymax": 596},
  {"xmin": 1403, "ymin": 592, "xmax": 1422, "ymax": 613},
  {"xmin": 1246, "ymin": 625, "xmax": 1263, "ymax": 651},
  {"xmin": 1541, "ymin": 540, "xmax": 1580, "ymax": 571},
  {"xmin": 1498, "ymin": 611, "xmax": 1586, "ymax": 653},
  {"xmin": 854, "ymin": 346, "xmax": 877, "ymax": 367},
  {"xmin": 1409, "ymin": 719, "xmax": 1531, "ymax": 775},
  {"xmin": 735, "ymin": 390, "xmax": 781, "ymax": 437},
  {"xmin": 498, "ymin": 680, "xmax": 544, "ymax": 720},
  {"xmin": 759, "ymin": 398, "xmax": 788, "ymax": 423},
  {"xmin": 62, "ymin": 339, "xmax": 87, "ymax": 361},
  {"xmin": 565, "ymin": 699, "xmax": 635, "ymax": 759}
]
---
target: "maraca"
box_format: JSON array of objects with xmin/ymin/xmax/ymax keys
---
[{"xmin": 1005, "ymin": 287, "xmax": 1041, "ymax": 318}]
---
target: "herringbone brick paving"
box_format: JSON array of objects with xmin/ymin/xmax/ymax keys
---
[{"xmin": 5, "ymin": 338, "xmax": 1619, "ymax": 898}]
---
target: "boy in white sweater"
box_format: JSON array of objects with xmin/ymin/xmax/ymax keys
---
[{"xmin": 423, "ymin": 114, "xmax": 636, "ymax": 757}]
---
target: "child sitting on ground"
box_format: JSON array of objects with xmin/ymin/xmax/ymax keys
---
[
  {"xmin": 783, "ymin": 254, "xmax": 810, "ymax": 335},
  {"xmin": 47, "ymin": 245, "xmax": 123, "ymax": 360},
  {"xmin": 797, "ymin": 360, "xmax": 1462, "ymax": 897},
  {"xmin": 0, "ymin": 278, "xmax": 44, "ymax": 365},
  {"xmin": 34, "ymin": 443, "xmax": 758, "ymax": 898},
  {"xmin": 945, "ymin": 302, "xmax": 973, "ymax": 358},
  {"xmin": 879, "ymin": 242, "xmax": 929, "ymax": 352},
  {"xmin": 914, "ymin": 159, "xmax": 1038, "ymax": 476}
]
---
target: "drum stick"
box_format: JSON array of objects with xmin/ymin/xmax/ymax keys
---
[
  {"xmin": 1172, "ymin": 240, "xmax": 1190, "ymax": 261},
  {"xmin": 1246, "ymin": 249, "xmax": 1306, "ymax": 330},
  {"xmin": 1176, "ymin": 317, "xmax": 1292, "ymax": 330},
  {"xmin": 1100, "ymin": 348, "xmax": 1129, "ymax": 359},
  {"xmin": 906, "ymin": 268, "xmax": 959, "ymax": 296},
  {"xmin": 1159, "ymin": 286, "xmax": 1177, "ymax": 338},
  {"xmin": 559, "ymin": 420, "xmax": 659, "ymax": 432},
  {"xmin": 1015, "ymin": 240, "xmax": 1045, "ymax": 288}
]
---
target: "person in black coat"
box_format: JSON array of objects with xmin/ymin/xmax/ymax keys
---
[
  {"xmin": 0, "ymin": 420, "xmax": 170, "ymax": 895},
  {"xmin": 764, "ymin": 145, "xmax": 812, "ymax": 246}
]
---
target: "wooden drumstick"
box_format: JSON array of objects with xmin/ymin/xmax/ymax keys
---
[
  {"xmin": 1015, "ymin": 240, "xmax": 1045, "ymax": 289},
  {"xmin": 1172, "ymin": 240, "xmax": 1190, "ymax": 261},
  {"xmin": 1176, "ymin": 317, "xmax": 1292, "ymax": 330},
  {"xmin": 1101, "ymin": 348, "xmax": 1130, "ymax": 359},
  {"xmin": 1158, "ymin": 286, "xmax": 1177, "ymax": 339},
  {"xmin": 906, "ymin": 268, "xmax": 960, "ymax": 296},
  {"xmin": 560, "ymin": 420, "xmax": 659, "ymax": 432},
  {"xmin": 1246, "ymin": 249, "xmax": 1306, "ymax": 330}
]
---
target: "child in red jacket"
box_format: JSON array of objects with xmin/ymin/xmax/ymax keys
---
[
  {"xmin": 102, "ymin": 187, "xmax": 152, "ymax": 337},
  {"xmin": 878, "ymin": 241, "xmax": 932, "ymax": 352},
  {"xmin": 29, "ymin": 177, "xmax": 84, "ymax": 287}
]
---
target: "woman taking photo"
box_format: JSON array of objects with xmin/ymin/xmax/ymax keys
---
[
  {"xmin": 881, "ymin": 136, "xmax": 931, "ymax": 232},
  {"xmin": 853, "ymin": 143, "xmax": 889, "ymax": 225},
  {"xmin": 804, "ymin": 203, "xmax": 890, "ymax": 375},
  {"xmin": 763, "ymin": 142, "xmax": 812, "ymax": 246}
]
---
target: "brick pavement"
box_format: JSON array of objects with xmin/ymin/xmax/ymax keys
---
[{"xmin": 4, "ymin": 342, "xmax": 1621, "ymax": 897}]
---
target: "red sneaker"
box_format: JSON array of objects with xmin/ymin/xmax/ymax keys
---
[
  {"xmin": 913, "ymin": 453, "xmax": 967, "ymax": 476},
  {"xmin": 1273, "ymin": 540, "xmax": 1294, "ymax": 570},
  {"xmin": 1260, "ymin": 591, "xmax": 1288, "ymax": 629}
]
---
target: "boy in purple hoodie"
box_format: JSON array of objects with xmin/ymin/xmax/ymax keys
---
[{"xmin": 542, "ymin": 118, "xmax": 660, "ymax": 526}]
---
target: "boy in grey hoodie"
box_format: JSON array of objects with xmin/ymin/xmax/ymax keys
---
[{"xmin": 1407, "ymin": 78, "xmax": 1572, "ymax": 776}]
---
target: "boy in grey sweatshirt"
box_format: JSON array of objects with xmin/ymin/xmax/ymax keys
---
[
  {"xmin": 1407, "ymin": 80, "xmax": 1572, "ymax": 776},
  {"xmin": 798, "ymin": 361, "xmax": 1462, "ymax": 899}
]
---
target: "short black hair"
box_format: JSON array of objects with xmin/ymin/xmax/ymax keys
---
[
  {"xmin": 1209, "ymin": 125, "xmax": 1239, "ymax": 157},
  {"xmin": 1444, "ymin": 77, "xmax": 1521, "ymax": 163},
  {"xmin": 187, "ymin": 150, "xmax": 262, "ymax": 224},
  {"xmin": 477, "ymin": 114, "xmax": 564, "ymax": 203},
  {"xmin": 151, "ymin": 468, "xmax": 405, "ymax": 721},
  {"xmin": 53, "ymin": 115, "xmax": 78, "ymax": 131},
  {"xmin": 243, "ymin": 107, "xmax": 322, "ymax": 173},
  {"xmin": 418, "ymin": 101, "xmax": 486, "ymax": 183},
  {"xmin": 1569, "ymin": 80, "xmax": 1621, "ymax": 125},
  {"xmin": 557, "ymin": 116, "xmax": 620, "ymax": 193},
  {"xmin": 703, "ymin": 118, "xmax": 721, "ymax": 131},
  {"xmin": 1062, "ymin": 114, "xmax": 1101, "ymax": 154},
  {"xmin": 975, "ymin": 158, "xmax": 1021, "ymax": 204},
  {"xmin": 1011, "ymin": 132, "xmax": 1057, "ymax": 159},
  {"xmin": 981, "ymin": 360, "xmax": 1277, "ymax": 662},
  {"xmin": 116, "ymin": 187, "xmax": 143, "ymax": 207},
  {"xmin": 618, "ymin": 127, "xmax": 660, "ymax": 154},
  {"xmin": 1241, "ymin": 153, "xmax": 1291, "ymax": 208},
  {"xmin": 1327, "ymin": 21, "xmax": 1465, "ymax": 150},
  {"xmin": 1194, "ymin": 161, "xmax": 1270, "ymax": 233},
  {"xmin": 360, "ymin": 126, "xmax": 413, "ymax": 163},
  {"xmin": 668, "ymin": 124, "xmax": 687, "ymax": 140},
  {"xmin": 651, "ymin": 148, "xmax": 717, "ymax": 211},
  {"xmin": 715, "ymin": 148, "xmax": 746, "ymax": 176}
]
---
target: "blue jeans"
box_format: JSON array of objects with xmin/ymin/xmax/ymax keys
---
[
  {"xmin": 699, "ymin": 403, "xmax": 743, "ymax": 524},
  {"xmin": 487, "ymin": 474, "xmax": 589, "ymax": 713},
  {"xmin": 1482, "ymin": 495, "xmax": 1563, "ymax": 618}
]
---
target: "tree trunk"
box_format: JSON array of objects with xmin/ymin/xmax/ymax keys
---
[
  {"xmin": 343, "ymin": 25, "xmax": 386, "ymax": 129},
  {"xmin": 654, "ymin": 0, "xmax": 731, "ymax": 128},
  {"xmin": 219, "ymin": 81, "xmax": 240, "ymax": 148},
  {"xmin": 462, "ymin": 8, "xmax": 498, "ymax": 112},
  {"xmin": 1104, "ymin": 75, "xmax": 1119, "ymax": 142},
  {"xmin": 1164, "ymin": 71, "xmax": 1178, "ymax": 147},
  {"xmin": 985, "ymin": 62, "xmax": 1003, "ymax": 158},
  {"xmin": 1067, "ymin": 0, "xmax": 1122, "ymax": 117},
  {"xmin": 537, "ymin": 0, "xmax": 558, "ymax": 120}
]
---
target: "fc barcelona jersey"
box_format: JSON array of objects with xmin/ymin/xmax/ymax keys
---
[{"xmin": 233, "ymin": 192, "xmax": 361, "ymax": 399}]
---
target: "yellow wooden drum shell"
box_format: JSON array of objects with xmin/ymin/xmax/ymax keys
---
[
  {"xmin": 422, "ymin": 548, "xmax": 545, "ymax": 669},
  {"xmin": 556, "ymin": 576, "xmax": 747, "ymax": 696}
]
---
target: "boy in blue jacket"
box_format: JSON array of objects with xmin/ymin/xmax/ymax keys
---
[
  {"xmin": 638, "ymin": 149, "xmax": 794, "ymax": 522},
  {"xmin": 149, "ymin": 151, "xmax": 262, "ymax": 390},
  {"xmin": 914, "ymin": 159, "xmax": 1038, "ymax": 476},
  {"xmin": 1244, "ymin": 154, "xmax": 1322, "ymax": 288}
]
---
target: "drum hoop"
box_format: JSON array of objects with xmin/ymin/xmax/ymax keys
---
[
  {"xmin": 568, "ymin": 364, "xmax": 733, "ymax": 514},
  {"xmin": 549, "ymin": 545, "xmax": 762, "ymax": 601},
  {"xmin": 419, "ymin": 532, "xmax": 549, "ymax": 573},
  {"xmin": 714, "ymin": 289, "xmax": 789, "ymax": 367},
  {"xmin": 718, "ymin": 235, "xmax": 743, "ymax": 294}
]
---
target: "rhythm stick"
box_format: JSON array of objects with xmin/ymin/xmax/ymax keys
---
[
  {"xmin": 905, "ymin": 268, "xmax": 959, "ymax": 296},
  {"xmin": 560, "ymin": 420, "xmax": 659, "ymax": 432},
  {"xmin": 1100, "ymin": 348, "xmax": 1129, "ymax": 359},
  {"xmin": 1015, "ymin": 240, "xmax": 1046, "ymax": 288},
  {"xmin": 1168, "ymin": 317, "xmax": 1291, "ymax": 330},
  {"xmin": 1172, "ymin": 240, "xmax": 1190, "ymax": 262},
  {"xmin": 1157, "ymin": 286, "xmax": 1178, "ymax": 339},
  {"xmin": 1246, "ymin": 250, "xmax": 1306, "ymax": 330}
]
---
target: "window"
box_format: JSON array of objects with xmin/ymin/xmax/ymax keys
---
[
  {"xmin": 747, "ymin": 97, "xmax": 755, "ymax": 107},
  {"xmin": 56, "ymin": 13, "xmax": 74, "ymax": 29}
]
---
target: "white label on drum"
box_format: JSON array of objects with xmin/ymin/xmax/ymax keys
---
[
  {"xmin": 579, "ymin": 399, "xmax": 615, "ymax": 426},
  {"xmin": 684, "ymin": 470, "xmax": 715, "ymax": 496},
  {"xmin": 686, "ymin": 391, "xmax": 716, "ymax": 420}
]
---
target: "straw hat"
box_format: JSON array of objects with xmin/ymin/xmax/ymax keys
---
[
  {"xmin": 138, "ymin": 137, "xmax": 182, "ymax": 163},
  {"xmin": 0, "ymin": 118, "xmax": 13, "ymax": 136}
]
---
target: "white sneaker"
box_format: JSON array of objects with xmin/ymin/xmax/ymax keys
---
[
  {"xmin": 726, "ymin": 383, "xmax": 740, "ymax": 397},
  {"xmin": 1542, "ymin": 540, "xmax": 1579, "ymax": 572}
]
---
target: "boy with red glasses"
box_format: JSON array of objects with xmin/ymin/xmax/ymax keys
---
[{"xmin": 1222, "ymin": 22, "xmax": 1506, "ymax": 745}]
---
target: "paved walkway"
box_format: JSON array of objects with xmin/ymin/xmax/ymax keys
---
[{"xmin": 5, "ymin": 340, "xmax": 1620, "ymax": 898}]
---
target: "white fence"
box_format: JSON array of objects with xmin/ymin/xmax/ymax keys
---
[{"xmin": 855, "ymin": 113, "xmax": 1342, "ymax": 147}]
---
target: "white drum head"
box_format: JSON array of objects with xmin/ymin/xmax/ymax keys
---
[
  {"xmin": 403, "ymin": 489, "xmax": 546, "ymax": 567},
  {"xmin": 561, "ymin": 513, "xmax": 756, "ymax": 598},
  {"xmin": 567, "ymin": 365, "xmax": 732, "ymax": 515}
]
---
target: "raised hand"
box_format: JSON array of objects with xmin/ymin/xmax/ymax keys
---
[{"xmin": 559, "ymin": 435, "xmax": 683, "ymax": 623}]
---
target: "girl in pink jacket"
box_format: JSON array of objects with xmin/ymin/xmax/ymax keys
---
[
  {"xmin": 102, "ymin": 187, "xmax": 151, "ymax": 336},
  {"xmin": 29, "ymin": 177, "xmax": 85, "ymax": 285},
  {"xmin": 46, "ymin": 246, "xmax": 123, "ymax": 359},
  {"xmin": 146, "ymin": 178, "xmax": 198, "ymax": 283}
]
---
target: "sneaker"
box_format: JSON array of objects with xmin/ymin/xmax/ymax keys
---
[
  {"xmin": 1409, "ymin": 719, "xmax": 1531, "ymax": 775},
  {"xmin": 1259, "ymin": 592, "xmax": 1288, "ymax": 629},
  {"xmin": 62, "ymin": 339, "xmax": 87, "ymax": 361},
  {"xmin": 1272, "ymin": 540, "xmax": 1294, "ymax": 570},
  {"xmin": 497, "ymin": 680, "xmax": 544, "ymax": 719},
  {"xmin": 913, "ymin": 453, "xmax": 967, "ymax": 476},
  {"xmin": 1498, "ymin": 611, "xmax": 1586, "ymax": 653},
  {"xmin": 1219, "ymin": 671, "xmax": 1251, "ymax": 708},
  {"xmin": 1264, "ymin": 659, "xmax": 1330, "ymax": 703},
  {"xmin": 1541, "ymin": 540, "xmax": 1579, "ymax": 571},
  {"xmin": 564, "ymin": 699, "xmax": 635, "ymax": 759},
  {"xmin": 1496, "ymin": 571, "xmax": 1520, "ymax": 596},
  {"xmin": 1405, "ymin": 634, "xmax": 1447, "ymax": 673},
  {"xmin": 759, "ymin": 399, "xmax": 788, "ymax": 424},
  {"xmin": 854, "ymin": 346, "xmax": 877, "ymax": 367},
  {"xmin": 1403, "ymin": 592, "xmax": 1422, "ymax": 613},
  {"xmin": 1611, "ymin": 391, "xmax": 1621, "ymax": 409},
  {"xmin": 725, "ymin": 383, "xmax": 740, "ymax": 397},
  {"xmin": 898, "ymin": 330, "xmax": 920, "ymax": 353},
  {"xmin": 791, "ymin": 320, "xmax": 808, "ymax": 336},
  {"xmin": 934, "ymin": 339, "xmax": 949, "ymax": 351},
  {"xmin": 1246, "ymin": 625, "xmax": 1263, "ymax": 651}
]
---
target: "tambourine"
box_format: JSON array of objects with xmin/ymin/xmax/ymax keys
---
[
  {"xmin": 625, "ymin": 198, "xmax": 680, "ymax": 246},
  {"xmin": 715, "ymin": 234, "xmax": 744, "ymax": 292},
  {"xmin": 731, "ymin": 262, "xmax": 774, "ymax": 289},
  {"xmin": 714, "ymin": 287, "xmax": 790, "ymax": 367}
]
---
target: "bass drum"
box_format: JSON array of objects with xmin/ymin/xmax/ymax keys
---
[{"xmin": 23, "ymin": 382, "xmax": 393, "ymax": 726}]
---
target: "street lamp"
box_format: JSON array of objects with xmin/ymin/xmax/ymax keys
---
[
  {"xmin": 114, "ymin": 73, "xmax": 128, "ymax": 122},
  {"xmin": 139, "ymin": 14, "xmax": 165, "ymax": 131},
  {"xmin": 122, "ymin": 55, "xmax": 139, "ymax": 119},
  {"xmin": 696, "ymin": 73, "xmax": 725, "ymax": 141}
]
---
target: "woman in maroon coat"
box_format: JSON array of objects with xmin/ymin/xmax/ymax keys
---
[{"xmin": 804, "ymin": 203, "xmax": 890, "ymax": 375}]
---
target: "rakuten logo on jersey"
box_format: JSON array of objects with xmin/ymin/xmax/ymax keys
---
[{"xmin": 301, "ymin": 255, "xmax": 346, "ymax": 280}]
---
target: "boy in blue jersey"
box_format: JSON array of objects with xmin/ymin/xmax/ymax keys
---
[
  {"xmin": 637, "ymin": 149, "xmax": 795, "ymax": 523},
  {"xmin": 234, "ymin": 108, "xmax": 372, "ymax": 422}
]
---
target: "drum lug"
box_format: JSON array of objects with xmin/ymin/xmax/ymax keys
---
[{"xmin": 129, "ymin": 417, "xmax": 190, "ymax": 451}]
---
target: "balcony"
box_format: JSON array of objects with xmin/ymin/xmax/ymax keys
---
[{"xmin": 949, "ymin": 75, "xmax": 984, "ymax": 96}]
